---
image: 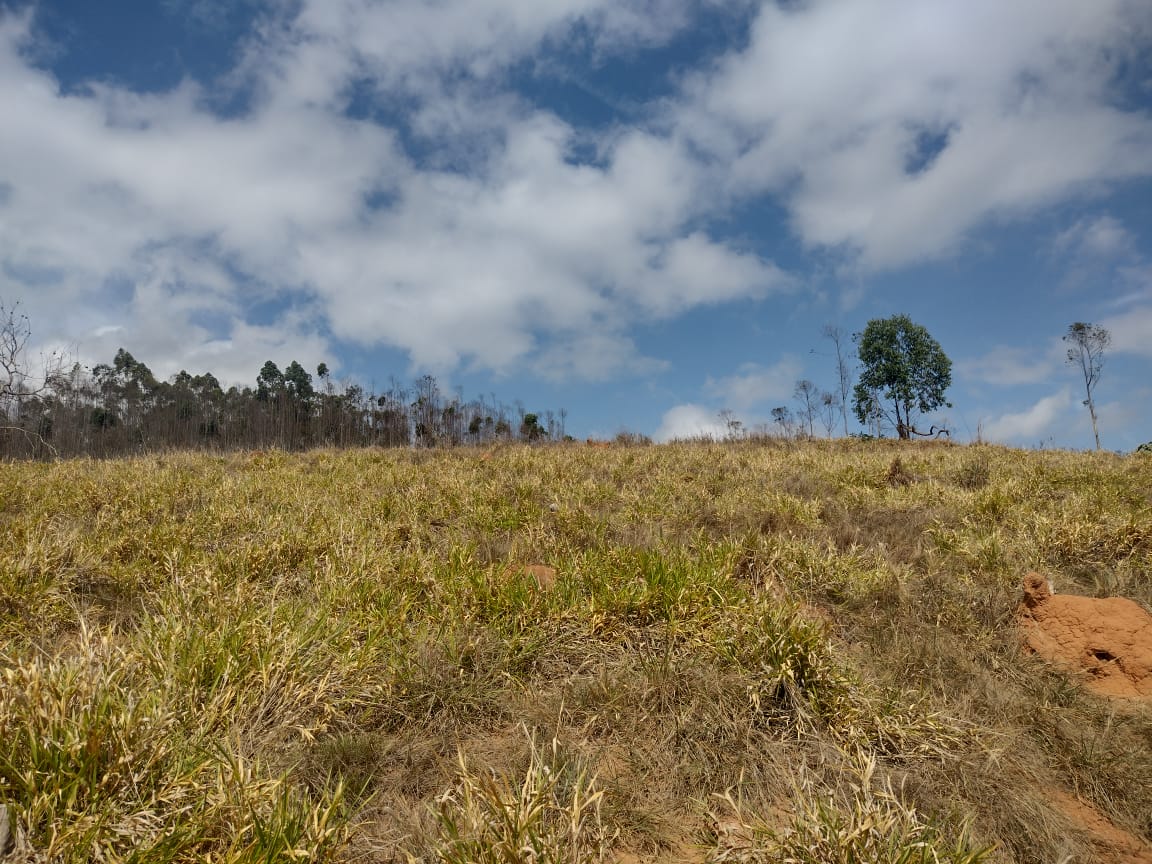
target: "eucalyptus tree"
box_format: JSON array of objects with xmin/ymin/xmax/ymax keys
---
[{"xmin": 853, "ymin": 315, "xmax": 952, "ymax": 440}]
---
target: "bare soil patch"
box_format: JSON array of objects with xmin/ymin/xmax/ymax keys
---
[
  {"xmin": 1049, "ymin": 789, "xmax": 1152, "ymax": 864},
  {"xmin": 1019, "ymin": 572, "xmax": 1152, "ymax": 700}
]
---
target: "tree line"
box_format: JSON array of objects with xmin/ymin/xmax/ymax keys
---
[
  {"xmin": 0, "ymin": 303, "xmax": 566, "ymax": 459},
  {"xmin": 0, "ymin": 298, "xmax": 1120, "ymax": 457},
  {"xmin": 734, "ymin": 315, "xmax": 1114, "ymax": 449}
]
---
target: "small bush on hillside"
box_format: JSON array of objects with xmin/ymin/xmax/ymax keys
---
[
  {"xmin": 614, "ymin": 430, "xmax": 652, "ymax": 445},
  {"xmin": 952, "ymin": 457, "xmax": 991, "ymax": 490}
]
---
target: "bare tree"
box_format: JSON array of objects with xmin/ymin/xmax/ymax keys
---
[
  {"xmin": 1, "ymin": 300, "xmax": 68, "ymax": 456},
  {"xmin": 793, "ymin": 379, "xmax": 818, "ymax": 438},
  {"xmin": 823, "ymin": 324, "xmax": 852, "ymax": 436},
  {"xmin": 718, "ymin": 409, "xmax": 744, "ymax": 440},
  {"xmin": 1064, "ymin": 322, "xmax": 1110, "ymax": 451},
  {"xmin": 819, "ymin": 390, "xmax": 839, "ymax": 437},
  {"xmin": 2, "ymin": 300, "xmax": 37, "ymax": 401},
  {"xmin": 1, "ymin": 300, "xmax": 57, "ymax": 398},
  {"xmin": 770, "ymin": 406, "xmax": 795, "ymax": 438}
]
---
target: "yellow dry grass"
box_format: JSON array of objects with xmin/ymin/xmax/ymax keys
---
[{"xmin": 1, "ymin": 440, "xmax": 1150, "ymax": 862}]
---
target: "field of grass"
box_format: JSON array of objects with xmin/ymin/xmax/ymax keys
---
[{"xmin": 2, "ymin": 440, "xmax": 1151, "ymax": 863}]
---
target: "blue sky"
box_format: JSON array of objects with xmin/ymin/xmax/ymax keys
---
[{"xmin": 1, "ymin": 0, "xmax": 1151, "ymax": 448}]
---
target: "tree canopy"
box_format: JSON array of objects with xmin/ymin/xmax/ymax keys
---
[{"xmin": 852, "ymin": 314, "xmax": 951, "ymax": 439}]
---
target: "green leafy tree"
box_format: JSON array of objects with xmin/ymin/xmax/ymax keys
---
[
  {"xmin": 283, "ymin": 361, "xmax": 315, "ymax": 404},
  {"xmin": 520, "ymin": 412, "xmax": 546, "ymax": 442},
  {"xmin": 92, "ymin": 349, "xmax": 158, "ymax": 431},
  {"xmin": 256, "ymin": 361, "xmax": 284, "ymax": 402},
  {"xmin": 1063, "ymin": 322, "xmax": 1109, "ymax": 451},
  {"xmin": 853, "ymin": 315, "xmax": 951, "ymax": 440}
]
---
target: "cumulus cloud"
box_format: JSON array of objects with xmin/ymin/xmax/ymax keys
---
[
  {"xmin": 653, "ymin": 357, "xmax": 808, "ymax": 443},
  {"xmin": 654, "ymin": 403, "xmax": 730, "ymax": 442},
  {"xmin": 2, "ymin": 0, "xmax": 1150, "ymax": 392},
  {"xmin": 0, "ymin": 2, "xmax": 785, "ymax": 383},
  {"xmin": 982, "ymin": 390, "xmax": 1071, "ymax": 443},
  {"xmin": 0, "ymin": 9, "xmax": 387, "ymax": 380},
  {"xmin": 1099, "ymin": 305, "xmax": 1152, "ymax": 357},
  {"xmin": 676, "ymin": 0, "xmax": 1152, "ymax": 269},
  {"xmin": 705, "ymin": 357, "xmax": 804, "ymax": 411},
  {"xmin": 299, "ymin": 118, "xmax": 783, "ymax": 375}
]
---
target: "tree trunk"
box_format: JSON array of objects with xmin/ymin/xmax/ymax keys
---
[{"xmin": 895, "ymin": 402, "xmax": 910, "ymax": 439}]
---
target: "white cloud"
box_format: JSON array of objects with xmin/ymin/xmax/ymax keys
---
[
  {"xmin": 655, "ymin": 355, "xmax": 810, "ymax": 443},
  {"xmin": 1098, "ymin": 305, "xmax": 1152, "ymax": 357},
  {"xmin": 1054, "ymin": 215, "xmax": 1137, "ymax": 261},
  {"xmin": 1094, "ymin": 396, "xmax": 1148, "ymax": 445},
  {"xmin": 655, "ymin": 403, "xmax": 730, "ymax": 442},
  {"xmin": 258, "ymin": 0, "xmax": 711, "ymax": 110},
  {"xmin": 299, "ymin": 119, "xmax": 782, "ymax": 376},
  {"xmin": 3, "ymin": 0, "xmax": 1151, "ymax": 395},
  {"xmin": 676, "ymin": 0, "xmax": 1152, "ymax": 269},
  {"xmin": 982, "ymin": 390, "xmax": 1071, "ymax": 443},
  {"xmin": 0, "ymin": 3, "xmax": 786, "ymax": 383},
  {"xmin": 1048, "ymin": 213, "xmax": 1143, "ymax": 293},
  {"xmin": 631, "ymin": 233, "xmax": 791, "ymax": 317},
  {"xmin": 1108, "ymin": 264, "xmax": 1152, "ymax": 308},
  {"xmin": 959, "ymin": 345, "xmax": 1059, "ymax": 387},
  {"xmin": 0, "ymin": 9, "xmax": 393, "ymax": 381},
  {"xmin": 705, "ymin": 357, "xmax": 805, "ymax": 411},
  {"xmin": 64, "ymin": 267, "xmax": 333, "ymax": 388}
]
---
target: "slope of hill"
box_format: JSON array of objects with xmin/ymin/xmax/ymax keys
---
[{"xmin": 1, "ymin": 441, "xmax": 1150, "ymax": 863}]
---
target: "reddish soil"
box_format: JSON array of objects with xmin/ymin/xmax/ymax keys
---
[
  {"xmin": 507, "ymin": 563, "xmax": 556, "ymax": 590},
  {"xmin": 1018, "ymin": 572, "xmax": 1152, "ymax": 700},
  {"xmin": 1049, "ymin": 790, "xmax": 1152, "ymax": 864}
]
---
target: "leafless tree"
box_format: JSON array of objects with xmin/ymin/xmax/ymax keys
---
[
  {"xmin": 770, "ymin": 406, "xmax": 795, "ymax": 438},
  {"xmin": 1064, "ymin": 322, "xmax": 1110, "ymax": 450},
  {"xmin": 1, "ymin": 299, "xmax": 68, "ymax": 456},
  {"xmin": 793, "ymin": 379, "xmax": 818, "ymax": 438},
  {"xmin": 819, "ymin": 390, "xmax": 839, "ymax": 437},
  {"xmin": 823, "ymin": 324, "xmax": 853, "ymax": 436},
  {"xmin": 718, "ymin": 408, "xmax": 744, "ymax": 440},
  {"xmin": 2, "ymin": 300, "xmax": 40, "ymax": 402}
]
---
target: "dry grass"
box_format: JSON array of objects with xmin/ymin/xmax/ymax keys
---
[{"xmin": 1, "ymin": 441, "xmax": 1150, "ymax": 862}]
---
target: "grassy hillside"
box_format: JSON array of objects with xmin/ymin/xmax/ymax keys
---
[{"xmin": 1, "ymin": 441, "xmax": 1150, "ymax": 863}]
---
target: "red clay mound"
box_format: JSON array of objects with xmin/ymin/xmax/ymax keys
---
[{"xmin": 1019, "ymin": 572, "xmax": 1152, "ymax": 700}]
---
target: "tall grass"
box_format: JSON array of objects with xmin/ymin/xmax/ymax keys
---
[{"xmin": 1, "ymin": 442, "xmax": 1149, "ymax": 861}]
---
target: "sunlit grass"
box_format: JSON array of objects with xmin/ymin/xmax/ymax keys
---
[{"xmin": 1, "ymin": 441, "xmax": 1149, "ymax": 861}]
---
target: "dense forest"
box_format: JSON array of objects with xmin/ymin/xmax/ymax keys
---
[{"xmin": 0, "ymin": 345, "xmax": 567, "ymax": 460}]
